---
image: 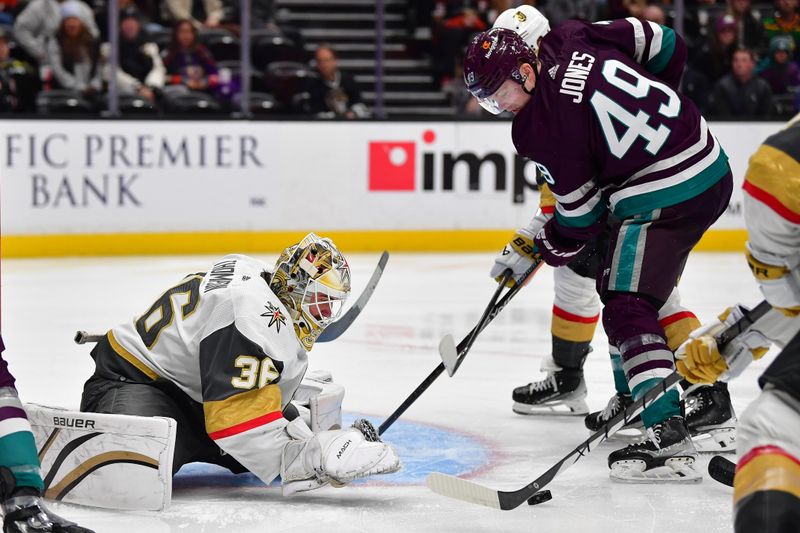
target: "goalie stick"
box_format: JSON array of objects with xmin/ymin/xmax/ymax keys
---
[
  {"xmin": 379, "ymin": 260, "xmax": 543, "ymax": 435},
  {"xmin": 75, "ymin": 251, "xmax": 390, "ymax": 346},
  {"xmin": 426, "ymin": 300, "xmax": 772, "ymax": 510}
]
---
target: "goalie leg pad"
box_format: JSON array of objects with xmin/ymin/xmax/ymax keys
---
[{"xmin": 25, "ymin": 403, "xmax": 176, "ymax": 511}]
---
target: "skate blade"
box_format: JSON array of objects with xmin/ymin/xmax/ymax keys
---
[
  {"xmin": 513, "ymin": 399, "xmax": 589, "ymax": 416},
  {"xmin": 610, "ymin": 457, "xmax": 702, "ymax": 484},
  {"xmin": 597, "ymin": 426, "xmax": 646, "ymax": 442},
  {"xmin": 691, "ymin": 427, "xmax": 736, "ymax": 454}
]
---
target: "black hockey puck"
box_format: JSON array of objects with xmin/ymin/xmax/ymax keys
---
[
  {"xmin": 708, "ymin": 455, "xmax": 735, "ymax": 487},
  {"xmin": 526, "ymin": 490, "xmax": 552, "ymax": 506}
]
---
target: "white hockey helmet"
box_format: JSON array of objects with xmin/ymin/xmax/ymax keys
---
[
  {"xmin": 493, "ymin": 5, "xmax": 550, "ymax": 55},
  {"xmin": 270, "ymin": 233, "xmax": 351, "ymax": 350}
]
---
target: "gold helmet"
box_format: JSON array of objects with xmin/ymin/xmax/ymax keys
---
[{"xmin": 270, "ymin": 233, "xmax": 351, "ymax": 350}]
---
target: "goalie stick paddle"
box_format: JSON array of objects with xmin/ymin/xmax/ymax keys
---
[
  {"xmin": 379, "ymin": 259, "xmax": 543, "ymax": 436},
  {"xmin": 75, "ymin": 251, "xmax": 390, "ymax": 346},
  {"xmin": 440, "ymin": 269, "xmax": 514, "ymax": 377},
  {"xmin": 426, "ymin": 300, "xmax": 772, "ymax": 510}
]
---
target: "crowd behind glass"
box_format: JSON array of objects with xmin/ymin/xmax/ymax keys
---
[{"xmin": 0, "ymin": 0, "xmax": 796, "ymax": 118}]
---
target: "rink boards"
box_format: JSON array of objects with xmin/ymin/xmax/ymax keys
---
[{"xmin": 0, "ymin": 120, "xmax": 781, "ymax": 257}]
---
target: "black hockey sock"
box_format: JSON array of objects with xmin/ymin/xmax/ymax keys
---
[{"xmin": 551, "ymin": 338, "xmax": 591, "ymax": 370}]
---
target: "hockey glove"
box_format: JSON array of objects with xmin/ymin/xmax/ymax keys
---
[
  {"xmin": 533, "ymin": 220, "xmax": 586, "ymax": 268},
  {"xmin": 490, "ymin": 230, "xmax": 541, "ymax": 288},
  {"xmin": 746, "ymin": 249, "xmax": 800, "ymax": 317},
  {"xmin": 675, "ymin": 305, "xmax": 770, "ymax": 384}
]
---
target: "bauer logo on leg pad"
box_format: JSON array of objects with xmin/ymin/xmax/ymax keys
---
[{"xmin": 26, "ymin": 404, "xmax": 176, "ymax": 511}]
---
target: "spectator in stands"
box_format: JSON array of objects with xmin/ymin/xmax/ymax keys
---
[
  {"xmin": 105, "ymin": 8, "xmax": 165, "ymax": 104},
  {"xmin": 46, "ymin": 0, "xmax": 101, "ymax": 101},
  {"xmin": 763, "ymin": 0, "xmax": 800, "ymax": 59},
  {"xmin": 0, "ymin": 0, "xmax": 18, "ymax": 25},
  {"xmin": 711, "ymin": 47, "xmax": 776, "ymax": 117},
  {"xmin": 0, "ymin": 28, "xmax": 39, "ymax": 111},
  {"xmin": 540, "ymin": 0, "xmax": 597, "ymax": 24},
  {"xmin": 643, "ymin": 4, "xmax": 666, "ymax": 25},
  {"xmin": 163, "ymin": 19, "xmax": 218, "ymax": 93},
  {"xmin": 727, "ymin": 0, "xmax": 765, "ymax": 52},
  {"xmin": 162, "ymin": 0, "xmax": 224, "ymax": 29},
  {"xmin": 14, "ymin": 0, "xmax": 98, "ymax": 65},
  {"xmin": 305, "ymin": 44, "xmax": 368, "ymax": 119},
  {"xmin": 682, "ymin": 65, "xmax": 712, "ymax": 114},
  {"xmin": 692, "ymin": 14, "xmax": 739, "ymax": 84},
  {"xmin": 94, "ymin": 0, "xmax": 161, "ymax": 42},
  {"xmin": 431, "ymin": 1, "xmax": 488, "ymax": 87},
  {"xmin": 758, "ymin": 35, "xmax": 800, "ymax": 114}
]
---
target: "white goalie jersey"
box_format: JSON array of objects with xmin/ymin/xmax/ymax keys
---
[{"xmin": 95, "ymin": 254, "xmax": 308, "ymax": 485}]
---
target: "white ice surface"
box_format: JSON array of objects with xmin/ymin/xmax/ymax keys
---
[{"xmin": 0, "ymin": 252, "xmax": 768, "ymax": 533}]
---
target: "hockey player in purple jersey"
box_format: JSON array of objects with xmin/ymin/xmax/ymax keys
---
[
  {"xmin": 492, "ymin": 8, "xmax": 739, "ymax": 458},
  {"xmin": 464, "ymin": 21, "xmax": 733, "ymax": 482},
  {"xmin": 0, "ymin": 335, "xmax": 93, "ymax": 532}
]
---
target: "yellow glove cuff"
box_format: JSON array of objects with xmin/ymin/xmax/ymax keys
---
[
  {"xmin": 746, "ymin": 250, "xmax": 789, "ymax": 281},
  {"xmin": 776, "ymin": 306, "xmax": 800, "ymax": 318},
  {"xmin": 510, "ymin": 233, "xmax": 538, "ymax": 261}
]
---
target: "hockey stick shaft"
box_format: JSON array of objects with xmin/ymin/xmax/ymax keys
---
[
  {"xmin": 75, "ymin": 251, "xmax": 390, "ymax": 346},
  {"xmin": 427, "ymin": 300, "xmax": 772, "ymax": 510},
  {"xmin": 379, "ymin": 260, "xmax": 542, "ymax": 435},
  {"xmin": 317, "ymin": 251, "xmax": 389, "ymax": 342},
  {"xmin": 449, "ymin": 269, "xmax": 514, "ymax": 376}
]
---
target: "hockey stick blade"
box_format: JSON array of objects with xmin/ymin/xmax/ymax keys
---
[
  {"xmin": 708, "ymin": 455, "xmax": 735, "ymax": 487},
  {"xmin": 427, "ymin": 473, "xmax": 503, "ymax": 509},
  {"xmin": 426, "ymin": 301, "xmax": 771, "ymax": 510},
  {"xmin": 378, "ymin": 264, "xmax": 539, "ymax": 436},
  {"xmin": 316, "ymin": 250, "xmax": 389, "ymax": 343},
  {"xmin": 438, "ymin": 335, "xmax": 458, "ymax": 377}
]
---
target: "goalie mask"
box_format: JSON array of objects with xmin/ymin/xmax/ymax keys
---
[
  {"xmin": 463, "ymin": 28, "xmax": 537, "ymax": 115},
  {"xmin": 270, "ymin": 233, "xmax": 351, "ymax": 350},
  {"xmin": 493, "ymin": 5, "xmax": 550, "ymax": 56}
]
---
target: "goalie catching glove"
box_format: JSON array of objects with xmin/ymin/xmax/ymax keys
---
[
  {"xmin": 280, "ymin": 418, "xmax": 401, "ymax": 496},
  {"xmin": 675, "ymin": 305, "xmax": 770, "ymax": 384}
]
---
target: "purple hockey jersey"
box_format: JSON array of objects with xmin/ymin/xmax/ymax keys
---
[{"xmin": 512, "ymin": 18, "xmax": 730, "ymax": 242}]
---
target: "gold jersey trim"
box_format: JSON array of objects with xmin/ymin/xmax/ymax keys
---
[
  {"xmin": 745, "ymin": 145, "xmax": 800, "ymax": 217},
  {"xmin": 107, "ymin": 331, "xmax": 159, "ymax": 381},
  {"xmin": 203, "ymin": 384, "xmax": 283, "ymax": 436}
]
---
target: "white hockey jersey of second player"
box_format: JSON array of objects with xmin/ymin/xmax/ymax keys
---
[{"xmin": 98, "ymin": 254, "xmax": 307, "ymax": 485}]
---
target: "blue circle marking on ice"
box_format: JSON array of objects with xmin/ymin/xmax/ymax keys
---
[{"xmin": 173, "ymin": 413, "xmax": 490, "ymax": 489}]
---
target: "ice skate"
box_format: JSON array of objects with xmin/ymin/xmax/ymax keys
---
[
  {"xmin": 684, "ymin": 384, "xmax": 737, "ymax": 454},
  {"xmin": 512, "ymin": 359, "xmax": 588, "ymax": 415},
  {"xmin": 608, "ymin": 416, "xmax": 701, "ymax": 483},
  {"xmin": 585, "ymin": 392, "xmax": 644, "ymax": 440}
]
